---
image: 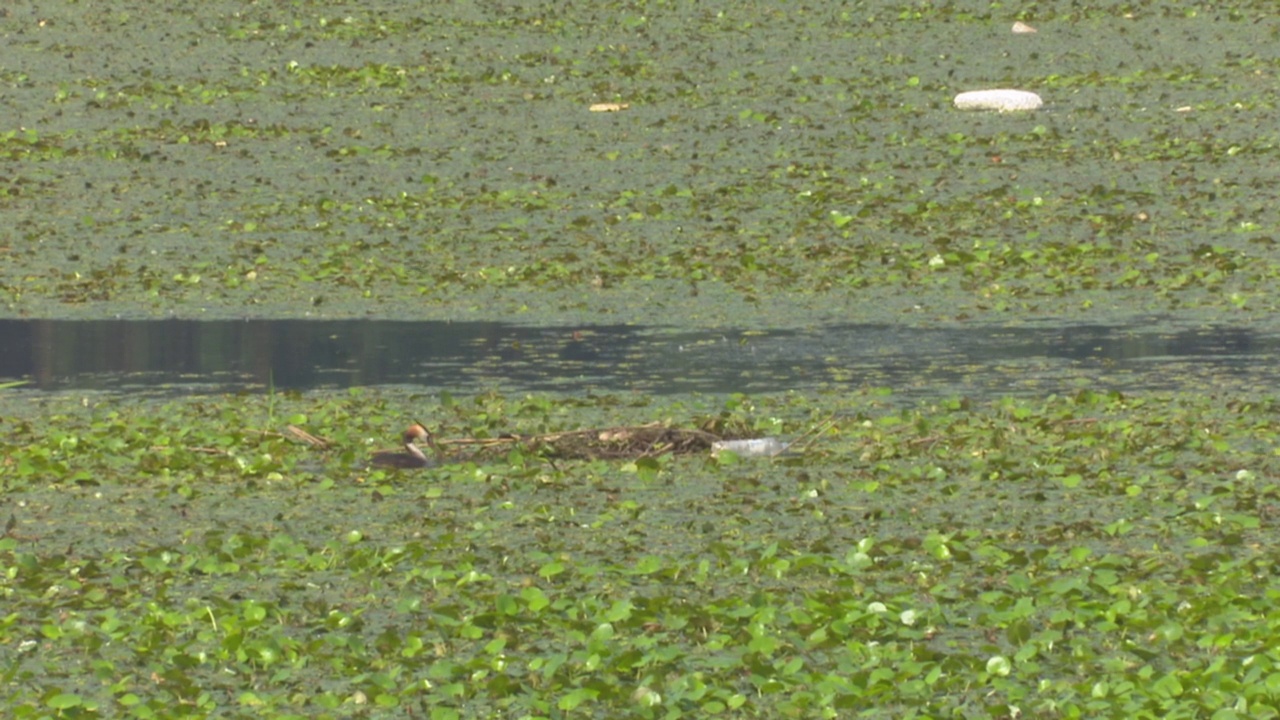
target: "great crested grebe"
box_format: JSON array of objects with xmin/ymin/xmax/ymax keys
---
[{"xmin": 369, "ymin": 424, "xmax": 436, "ymax": 469}]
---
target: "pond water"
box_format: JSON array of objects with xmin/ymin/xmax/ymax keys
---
[{"xmin": 0, "ymin": 318, "xmax": 1271, "ymax": 399}]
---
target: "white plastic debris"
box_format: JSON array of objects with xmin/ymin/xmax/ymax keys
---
[
  {"xmin": 953, "ymin": 89, "xmax": 1043, "ymax": 112},
  {"xmin": 711, "ymin": 437, "xmax": 790, "ymax": 458}
]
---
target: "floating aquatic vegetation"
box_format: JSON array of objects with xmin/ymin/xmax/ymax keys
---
[{"xmin": 2, "ymin": 387, "xmax": 1279, "ymax": 716}]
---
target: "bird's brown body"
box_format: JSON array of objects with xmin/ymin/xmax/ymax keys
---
[{"xmin": 370, "ymin": 424, "xmax": 436, "ymax": 469}]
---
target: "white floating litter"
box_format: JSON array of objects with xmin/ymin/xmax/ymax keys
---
[
  {"xmin": 711, "ymin": 437, "xmax": 790, "ymax": 458},
  {"xmin": 953, "ymin": 89, "xmax": 1043, "ymax": 112}
]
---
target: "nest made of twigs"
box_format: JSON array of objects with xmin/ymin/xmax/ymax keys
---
[
  {"xmin": 436, "ymin": 421, "xmax": 730, "ymax": 461},
  {"xmin": 286, "ymin": 416, "xmax": 828, "ymax": 465}
]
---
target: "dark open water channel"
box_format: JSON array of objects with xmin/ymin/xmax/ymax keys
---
[{"xmin": 0, "ymin": 319, "xmax": 1273, "ymax": 400}]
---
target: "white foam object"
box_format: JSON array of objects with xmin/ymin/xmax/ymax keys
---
[
  {"xmin": 953, "ymin": 89, "xmax": 1043, "ymax": 112},
  {"xmin": 711, "ymin": 437, "xmax": 790, "ymax": 458}
]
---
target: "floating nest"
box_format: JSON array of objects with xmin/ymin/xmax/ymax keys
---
[
  {"xmin": 435, "ymin": 421, "xmax": 734, "ymax": 461},
  {"xmin": 286, "ymin": 417, "xmax": 828, "ymax": 464}
]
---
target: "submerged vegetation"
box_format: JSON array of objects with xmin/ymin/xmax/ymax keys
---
[{"xmin": 3, "ymin": 388, "xmax": 1280, "ymax": 717}]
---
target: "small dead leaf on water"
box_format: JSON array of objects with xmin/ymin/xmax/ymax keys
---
[
  {"xmin": 1011, "ymin": 21, "xmax": 1037, "ymax": 34},
  {"xmin": 589, "ymin": 103, "xmax": 630, "ymax": 112}
]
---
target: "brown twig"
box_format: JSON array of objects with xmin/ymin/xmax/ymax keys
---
[
  {"xmin": 780, "ymin": 413, "xmax": 839, "ymax": 457},
  {"xmin": 286, "ymin": 425, "xmax": 330, "ymax": 448}
]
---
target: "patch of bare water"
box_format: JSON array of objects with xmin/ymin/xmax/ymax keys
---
[{"xmin": 0, "ymin": 318, "xmax": 1273, "ymax": 400}]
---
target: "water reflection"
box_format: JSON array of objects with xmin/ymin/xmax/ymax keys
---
[{"xmin": 0, "ymin": 319, "xmax": 1272, "ymax": 398}]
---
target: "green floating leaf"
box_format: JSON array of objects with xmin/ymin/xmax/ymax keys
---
[
  {"xmin": 630, "ymin": 555, "xmax": 663, "ymax": 575},
  {"xmin": 538, "ymin": 561, "xmax": 565, "ymax": 580},
  {"xmin": 558, "ymin": 688, "xmax": 599, "ymax": 711},
  {"xmin": 47, "ymin": 693, "xmax": 83, "ymax": 709},
  {"xmin": 495, "ymin": 594, "xmax": 518, "ymax": 616},
  {"xmin": 634, "ymin": 456, "xmax": 661, "ymax": 481},
  {"xmin": 521, "ymin": 586, "xmax": 550, "ymax": 612}
]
